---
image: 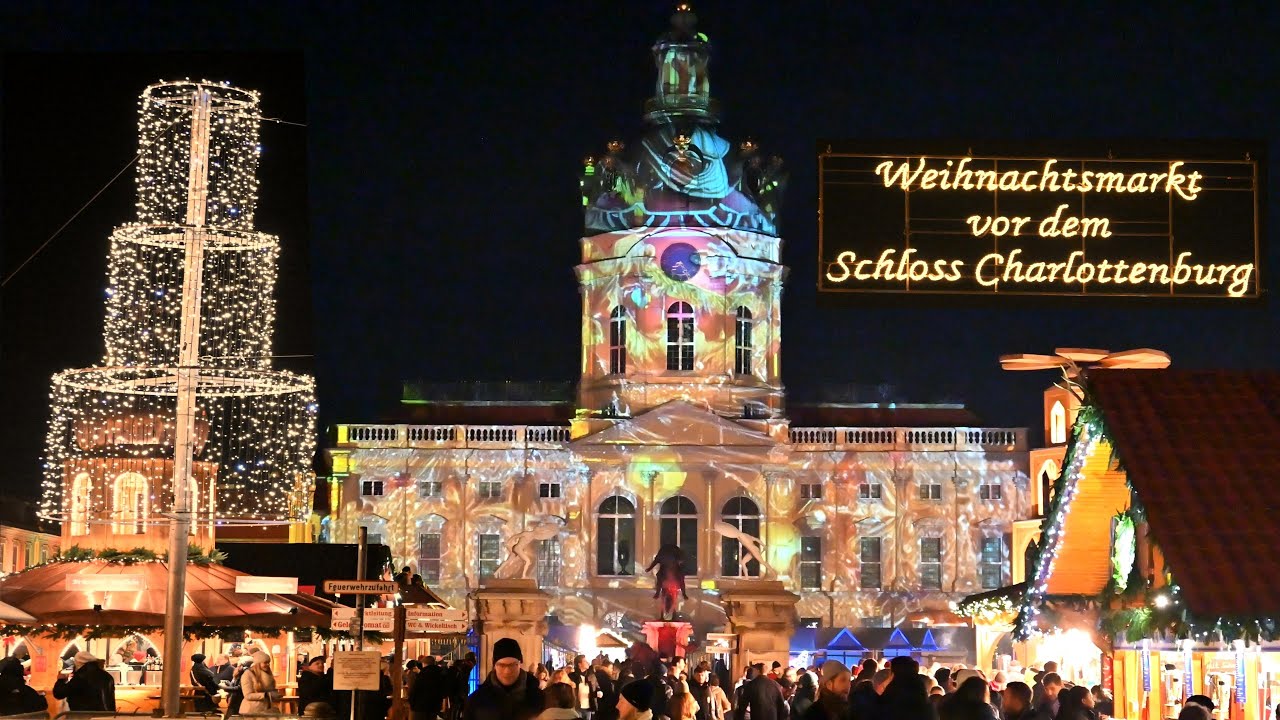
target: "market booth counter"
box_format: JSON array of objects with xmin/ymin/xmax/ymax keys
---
[
  {"xmin": 1014, "ymin": 369, "xmax": 1280, "ymax": 720},
  {"xmin": 0, "ymin": 552, "xmax": 342, "ymax": 713}
]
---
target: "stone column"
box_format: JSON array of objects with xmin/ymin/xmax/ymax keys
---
[
  {"xmin": 473, "ymin": 578, "xmax": 550, "ymax": 677},
  {"xmin": 720, "ymin": 579, "xmax": 799, "ymax": 679}
]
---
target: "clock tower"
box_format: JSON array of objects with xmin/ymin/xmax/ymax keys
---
[{"xmin": 575, "ymin": 4, "xmax": 788, "ymax": 422}]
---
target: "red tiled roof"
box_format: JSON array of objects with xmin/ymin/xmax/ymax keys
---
[{"xmin": 1086, "ymin": 369, "xmax": 1280, "ymax": 618}]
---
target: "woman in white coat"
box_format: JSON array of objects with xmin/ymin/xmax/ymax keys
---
[{"xmin": 239, "ymin": 650, "xmax": 281, "ymax": 714}]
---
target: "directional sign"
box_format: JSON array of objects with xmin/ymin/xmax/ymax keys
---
[
  {"xmin": 362, "ymin": 608, "xmax": 395, "ymax": 632},
  {"xmin": 330, "ymin": 607, "xmax": 356, "ymax": 631},
  {"xmin": 407, "ymin": 607, "xmax": 468, "ymax": 634},
  {"xmin": 322, "ymin": 580, "xmax": 397, "ymax": 594}
]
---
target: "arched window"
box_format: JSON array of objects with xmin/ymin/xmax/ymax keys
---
[
  {"xmin": 70, "ymin": 473, "xmax": 92, "ymax": 537},
  {"xmin": 1049, "ymin": 400, "xmax": 1067, "ymax": 444},
  {"xmin": 112, "ymin": 472, "xmax": 149, "ymax": 534},
  {"xmin": 720, "ymin": 496, "xmax": 762, "ymax": 577},
  {"xmin": 734, "ymin": 306, "xmax": 753, "ymax": 375},
  {"xmin": 666, "ymin": 302, "xmax": 694, "ymax": 371},
  {"xmin": 417, "ymin": 515, "xmax": 446, "ymax": 584},
  {"xmin": 597, "ymin": 496, "xmax": 636, "ymax": 576},
  {"xmin": 1024, "ymin": 538, "xmax": 1041, "ymax": 581},
  {"xmin": 609, "ymin": 306, "xmax": 627, "ymax": 375},
  {"xmin": 659, "ymin": 495, "xmax": 699, "ymax": 574}
]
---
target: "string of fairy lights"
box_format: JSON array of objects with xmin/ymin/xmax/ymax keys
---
[{"xmin": 40, "ymin": 80, "xmax": 316, "ymax": 528}]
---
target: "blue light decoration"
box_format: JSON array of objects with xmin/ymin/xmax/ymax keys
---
[
  {"xmin": 1141, "ymin": 640, "xmax": 1151, "ymax": 692},
  {"xmin": 1236, "ymin": 646, "xmax": 1247, "ymax": 705},
  {"xmin": 1183, "ymin": 643, "xmax": 1193, "ymax": 701}
]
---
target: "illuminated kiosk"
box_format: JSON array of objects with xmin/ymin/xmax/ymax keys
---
[
  {"xmin": 1013, "ymin": 365, "xmax": 1280, "ymax": 720},
  {"xmin": 4, "ymin": 80, "xmax": 318, "ymax": 710}
]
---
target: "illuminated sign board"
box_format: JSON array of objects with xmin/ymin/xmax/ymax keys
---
[
  {"xmin": 234, "ymin": 576, "xmax": 299, "ymax": 594},
  {"xmin": 65, "ymin": 574, "xmax": 146, "ymax": 592},
  {"xmin": 818, "ymin": 142, "xmax": 1261, "ymax": 299}
]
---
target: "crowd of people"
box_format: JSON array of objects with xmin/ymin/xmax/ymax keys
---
[{"xmin": 451, "ymin": 640, "xmax": 1229, "ymax": 720}]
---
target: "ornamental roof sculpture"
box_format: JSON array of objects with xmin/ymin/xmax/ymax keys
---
[{"xmin": 580, "ymin": 4, "xmax": 787, "ymax": 236}]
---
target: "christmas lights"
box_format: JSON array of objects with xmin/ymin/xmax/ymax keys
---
[{"xmin": 41, "ymin": 80, "xmax": 316, "ymax": 529}]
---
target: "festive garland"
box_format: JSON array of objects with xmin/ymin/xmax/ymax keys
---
[
  {"xmin": 38, "ymin": 545, "xmax": 228, "ymax": 568},
  {"xmin": 0, "ymin": 622, "xmax": 386, "ymax": 644},
  {"xmin": 955, "ymin": 595, "xmax": 1017, "ymax": 624}
]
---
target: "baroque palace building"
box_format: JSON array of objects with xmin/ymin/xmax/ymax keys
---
[{"xmin": 323, "ymin": 8, "xmax": 1032, "ymax": 652}]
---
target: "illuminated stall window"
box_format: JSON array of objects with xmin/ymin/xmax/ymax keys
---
[
  {"xmin": 609, "ymin": 306, "xmax": 628, "ymax": 375},
  {"xmin": 112, "ymin": 472, "xmax": 149, "ymax": 534},
  {"xmin": 659, "ymin": 495, "xmax": 699, "ymax": 574},
  {"xmin": 800, "ymin": 482, "xmax": 822, "ymax": 500},
  {"xmin": 721, "ymin": 496, "xmax": 762, "ymax": 577},
  {"xmin": 536, "ymin": 538, "xmax": 561, "ymax": 587},
  {"xmin": 70, "ymin": 472, "xmax": 92, "ymax": 536},
  {"xmin": 476, "ymin": 478, "xmax": 503, "ymax": 500},
  {"xmin": 477, "ymin": 533, "xmax": 501, "ymax": 581},
  {"xmin": 665, "ymin": 302, "xmax": 694, "ymax": 371},
  {"xmin": 799, "ymin": 536, "xmax": 822, "ymax": 590},
  {"xmin": 979, "ymin": 479, "xmax": 1003, "ymax": 501},
  {"xmin": 920, "ymin": 537, "xmax": 943, "ymax": 590},
  {"xmin": 858, "ymin": 482, "xmax": 882, "ymax": 501},
  {"xmin": 979, "ymin": 536, "xmax": 1004, "ymax": 589},
  {"xmin": 538, "ymin": 478, "xmax": 562, "ymax": 499},
  {"xmin": 597, "ymin": 496, "xmax": 636, "ymax": 576},
  {"xmin": 1050, "ymin": 400, "xmax": 1067, "ymax": 444},
  {"xmin": 418, "ymin": 479, "xmax": 443, "ymax": 498},
  {"xmin": 360, "ymin": 479, "xmax": 384, "ymax": 497},
  {"xmin": 734, "ymin": 306, "xmax": 752, "ymax": 375},
  {"xmin": 919, "ymin": 481, "xmax": 942, "ymax": 501},
  {"xmin": 859, "ymin": 537, "xmax": 882, "ymax": 589}
]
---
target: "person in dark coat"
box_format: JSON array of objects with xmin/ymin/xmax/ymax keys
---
[
  {"xmin": 569, "ymin": 655, "xmax": 600, "ymax": 720},
  {"xmin": 463, "ymin": 638, "xmax": 545, "ymax": 720},
  {"xmin": 0, "ymin": 656, "xmax": 48, "ymax": 716},
  {"xmin": 800, "ymin": 661, "xmax": 850, "ymax": 720},
  {"xmin": 1052, "ymin": 686, "xmax": 1095, "ymax": 720},
  {"xmin": 689, "ymin": 664, "xmax": 714, "ymax": 720},
  {"xmin": 1001, "ymin": 682, "xmax": 1036, "ymax": 720},
  {"xmin": 52, "ymin": 651, "xmax": 116, "ymax": 712},
  {"xmin": 298, "ymin": 656, "xmax": 335, "ymax": 716},
  {"xmin": 410, "ymin": 657, "xmax": 447, "ymax": 720},
  {"xmin": 595, "ymin": 662, "xmax": 620, "ymax": 720},
  {"xmin": 735, "ymin": 664, "xmax": 788, "ymax": 720},
  {"xmin": 877, "ymin": 657, "xmax": 935, "ymax": 720},
  {"xmin": 190, "ymin": 653, "xmax": 222, "ymax": 713},
  {"xmin": 939, "ymin": 677, "xmax": 998, "ymax": 720}
]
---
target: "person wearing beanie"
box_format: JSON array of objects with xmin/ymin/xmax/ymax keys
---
[
  {"xmin": 735, "ymin": 663, "xmax": 788, "ymax": 720},
  {"xmin": 53, "ymin": 650, "xmax": 115, "ymax": 712},
  {"xmin": 189, "ymin": 652, "xmax": 220, "ymax": 712},
  {"xmin": 618, "ymin": 679, "xmax": 656, "ymax": 720},
  {"xmin": 239, "ymin": 649, "xmax": 281, "ymax": 715},
  {"xmin": 463, "ymin": 638, "xmax": 545, "ymax": 720},
  {"xmin": 800, "ymin": 661, "xmax": 847, "ymax": 720}
]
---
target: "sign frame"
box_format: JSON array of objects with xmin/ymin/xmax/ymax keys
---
[
  {"xmin": 817, "ymin": 139, "xmax": 1265, "ymax": 304},
  {"xmin": 332, "ymin": 650, "xmax": 382, "ymax": 691},
  {"xmin": 322, "ymin": 580, "xmax": 397, "ymax": 594}
]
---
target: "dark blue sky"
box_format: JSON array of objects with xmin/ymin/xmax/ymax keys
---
[{"xmin": 2, "ymin": 2, "xmax": 1278, "ymax": 496}]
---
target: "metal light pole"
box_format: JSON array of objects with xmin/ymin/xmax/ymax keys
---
[{"xmin": 161, "ymin": 87, "xmax": 212, "ymax": 719}]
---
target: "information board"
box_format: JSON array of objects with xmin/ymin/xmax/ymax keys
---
[
  {"xmin": 818, "ymin": 141, "xmax": 1262, "ymax": 300},
  {"xmin": 332, "ymin": 651, "xmax": 381, "ymax": 691}
]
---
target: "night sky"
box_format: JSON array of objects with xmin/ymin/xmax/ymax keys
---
[{"xmin": 2, "ymin": 2, "xmax": 1278, "ymax": 498}]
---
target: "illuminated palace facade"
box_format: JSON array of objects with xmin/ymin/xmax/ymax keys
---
[{"xmin": 323, "ymin": 9, "xmax": 1032, "ymax": 641}]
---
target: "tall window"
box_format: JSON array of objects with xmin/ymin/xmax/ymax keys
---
[
  {"xmin": 658, "ymin": 495, "xmax": 698, "ymax": 574},
  {"xmin": 609, "ymin": 306, "xmax": 627, "ymax": 375},
  {"xmin": 418, "ymin": 479, "xmax": 443, "ymax": 498},
  {"xmin": 538, "ymin": 478, "xmax": 562, "ymax": 499},
  {"xmin": 666, "ymin": 302, "xmax": 694, "ymax": 371},
  {"xmin": 418, "ymin": 532, "xmax": 442, "ymax": 584},
  {"xmin": 800, "ymin": 483, "xmax": 822, "ymax": 500},
  {"xmin": 859, "ymin": 482, "xmax": 882, "ymax": 501},
  {"xmin": 70, "ymin": 472, "xmax": 92, "ymax": 537},
  {"xmin": 721, "ymin": 496, "xmax": 762, "ymax": 577},
  {"xmin": 597, "ymin": 496, "xmax": 636, "ymax": 576},
  {"xmin": 536, "ymin": 538, "xmax": 561, "ymax": 587},
  {"xmin": 799, "ymin": 536, "xmax": 822, "ymax": 590},
  {"xmin": 859, "ymin": 538, "xmax": 882, "ymax": 589},
  {"xmin": 112, "ymin": 472, "xmax": 148, "ymax": 534},
  {"xmin": 1050, "ymin": 400, "xmax": 1067, "ymax": 444},
  {"xmin": 477, "ymin": 533, "xmax": 501, "ymax": 581},
  {"xmin": 361, "ymin": 479, "xmax": 384, "ymax": 497},
  {"xmin": 920, "ymin": 537, "xmax": 943, "ymax": 590},
  {"xmin": 980, "ymin": 536, "xmax": 1003, "ymax": 589},
  {"xmin": 734, "ymin": 306, "xmax": 753, "ymax": 375}
]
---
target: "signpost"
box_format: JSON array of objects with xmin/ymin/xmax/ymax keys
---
[{"xmin": 818, "ymin": 141, "xmax": 1262, "ymax": 300}]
